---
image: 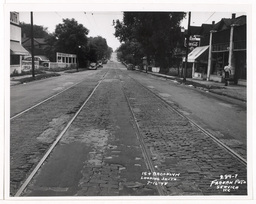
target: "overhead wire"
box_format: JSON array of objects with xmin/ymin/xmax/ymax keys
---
[
  {"xmin": 204, "ymin": 12, "xmax": 216, "ymax": 24},
  {"xmin": 55, "ymin": 12, "xmax": 63, "ymax": 20}
]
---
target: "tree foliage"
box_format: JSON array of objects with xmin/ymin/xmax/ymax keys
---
[
  {"xmin": 20, "ymin": 22, "xmax": 49, "ymax": 38},
  {"xmin": 44, "ymin": 18, "xmax": 112, "ymax": 67},
  {"xmin": 45, "ymin": 18, "xmax": 89, "ymax": 67},
  {"xmin": 54, "ymin": 18, "xmax": 89, "ymax": 54},
  {"xmin": 116, "ymin": 40, "xmax": 144, "ymax": 65},
  {"xmin": 114, "ymin": 12, "xmax": 185, "ymax": 72},
  {"xmin": 87, "ymin": 36, "xmax": 112, "ymax": 62}
]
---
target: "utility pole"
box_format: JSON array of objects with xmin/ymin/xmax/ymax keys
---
[
  {"xmin": 183, "ymin": 11, "xmax": 191, "ymax": 82},
  {"xmin": 30, "ymin": 12, "xmax": 35, "ymax": 78}
]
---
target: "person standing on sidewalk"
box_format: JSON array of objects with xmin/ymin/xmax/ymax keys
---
[{"xmin": 224, "ymin": 65, "xmax": 231, "ymax": 86}]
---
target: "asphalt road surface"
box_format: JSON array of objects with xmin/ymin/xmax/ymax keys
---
[{"xmin": 10, "ymin": 54, "xmax": 247, "ymax": 197}]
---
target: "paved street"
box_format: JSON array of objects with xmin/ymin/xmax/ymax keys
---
[{"xmin": 10, "ymin": 54, "xmax": 247, "ymax": 197}]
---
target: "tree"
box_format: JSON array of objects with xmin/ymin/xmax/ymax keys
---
[
  {"xmin": 48, "ymin": 18, "xmax": 89, "ymax": 67},
  {"xmin": 20, "ymin": 22, "xmax": 49, "ymax": 38},
  {"xmin": 105, "ymin": 47, "xmax": 113, "ymax": 60},
  {"xmin": 114, "ymin": 12, "xmax": 185, "ymax": 72},
  {"xmin": 87, "ymin": 36, "xmax": 113, "ymax": 62},
  {"xmin": 116, "ymin": 40, "xmax": 144, "ymax": 65}
]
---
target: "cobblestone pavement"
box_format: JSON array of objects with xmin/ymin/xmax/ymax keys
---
[
  {"xmin": 23, "ymin": 67, "xmax": 159, "ymax": 196},
  {"xmin": 11, "ymin": 63, "xmax": 247, "ymax": 197},
  {"xmin": 10, "ymin": 71, "xmax": 108, "ymax": 196},
  {"xmin": 128, "ymin": 72, "xmax": 247, "ymax": 161},
  {"xmin": 121, "ymin": 70, "xmax": 247, "ymax": 195}
]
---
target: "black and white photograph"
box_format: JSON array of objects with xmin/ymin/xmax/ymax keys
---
[{"xmin": 2, "ymin": 1, "xmax": 255, "ymax": 203}]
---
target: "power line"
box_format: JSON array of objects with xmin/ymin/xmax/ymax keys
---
[
  {"xmin": 205, "ymin": 12, "xmax": 215, "ymax": 23},
  {"xmin": 90, "ymin": 12, "xmax": 100, "ymax": 31},
  {"xmin": 55, "ymin": 12, "xmax": 63, "ymax": 20},
  {"xmin": 83, "ymin": 12, "xmax": 97, "ymax": 35}
]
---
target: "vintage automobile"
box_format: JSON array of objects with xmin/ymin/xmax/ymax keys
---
[
  {"xmin": 88, "ymin": 62, "xmax": 98, "ymax": 70},
  {"xmin": 23, "ymin": 55, "xmax": 50, "ymax": 67}
]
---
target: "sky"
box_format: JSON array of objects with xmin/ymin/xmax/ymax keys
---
[
  {"xmin": 19, "ymin": 12, "xmax": 124, "ymax": 51},
  {"xmin": 19, "ymin": 11, "xmax": 246, "ymax": 51}
]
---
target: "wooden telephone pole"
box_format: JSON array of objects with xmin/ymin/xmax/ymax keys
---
[
  {"xmin": 30, "ymin": 12, "xmax": 35, "ymax": 78},
  {"xmin": 183, "ymin": 11, "xmax": 191, "ymax": 82}
]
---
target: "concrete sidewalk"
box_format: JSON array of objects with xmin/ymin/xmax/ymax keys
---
[{"xmin": 138, "ymin": 70, "xmax": 247, "ymax": 102}]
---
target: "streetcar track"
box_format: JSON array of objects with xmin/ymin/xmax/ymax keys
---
[
  {"xmin": 117, "ymin": 70, "xmax": 166, "ymax": 196},
  {"xmin": 126, "ymin": 72, "xmax": 247, "ymax": 166},
  {"xmin": 14, "ymin": 72, "xmax": 108, "ymax": 197},
  {"xmin": 11, "ymin": 70, "xmax": 108, "ymax": 120},
  {"xmin": 12, "ymin": 66, "xmax": 246, "ymax": 196}
]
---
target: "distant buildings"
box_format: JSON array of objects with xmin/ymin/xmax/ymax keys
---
[
  {"xmin": 22, "ymin": 37, "xmax": 48, "ymax": 56},
  {"xmin": 10, "ymin": 12, "xmax": 30, "ymax": 74}
]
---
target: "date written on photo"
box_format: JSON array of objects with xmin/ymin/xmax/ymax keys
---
[
  {"xmin": 210, "ymin": 174, "xmax": 247, "ymax": 192},
  {"xmin": 141, "ymin": 172, "xmax": 180, "ymax": 186}
]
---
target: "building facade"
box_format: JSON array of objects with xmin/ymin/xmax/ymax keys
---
[
  {"xmin": 186, "ymin": 14, "xmax": 246, "ymax": 85},
  {"xmin": 10, "ymin": 12, "xmax": 30, "ymax": 74},
  {"xmin": 206, "ymin": 15, "xmax": 246, "ymax": 84},
  {"xmin": 22, "ymin": 37, "xmax": 48, "ymax": 56}
]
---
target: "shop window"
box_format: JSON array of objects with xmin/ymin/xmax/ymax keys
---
[{"xmin": 10, "ymin": 55, "xmax": 20, "ymax": 65}]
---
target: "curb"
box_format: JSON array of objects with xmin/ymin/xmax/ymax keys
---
[{"xmin": 135, "ymin": 70, "xmax": 246, "ymax": 102}]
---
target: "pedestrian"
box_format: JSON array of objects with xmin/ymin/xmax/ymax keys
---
[{"xmin": 224, "ymin": 65, "xmax": 231, "ymax": 86}]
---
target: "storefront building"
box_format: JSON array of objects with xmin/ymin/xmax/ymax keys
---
[
  {"xmin": 48, "ymin": 52, "xmax": 77, "ymax": 69},
  {"xmin": 185, "ymin": 14, "xmax": 246, "ymax": 85}
]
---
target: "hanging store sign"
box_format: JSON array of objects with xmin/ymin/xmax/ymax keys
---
[{"xmin": 184, "ymin": 36, "xmax": 201, "ymax": 50}]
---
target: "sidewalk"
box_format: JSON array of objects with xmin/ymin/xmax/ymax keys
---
[
  {"xmin": 10, "ymin": 75, "xmax": 29, "ymax": 86},
  {"xmin": 10, "ymin": 70, "xmax": 73, "ymax": 86},
  {"xmin": 138, "ymin": 70, "xmax": 247, "ymax": 102}
]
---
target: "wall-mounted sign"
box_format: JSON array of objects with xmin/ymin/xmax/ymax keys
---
[{"xmin": 21, "ymin": 61, "xmax": 39, "ymax": 71}]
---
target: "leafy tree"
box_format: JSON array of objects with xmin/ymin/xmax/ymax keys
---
[
  {"xmin": 20, "ymin": 22, "xmax": 49, "ymax": 38},
  {"xmin": 105, "ymin": 47, "xmax": 113, "ymax": 60},
  {"xmin": 46, "ymin": 18, "xmax": 89, "ymax": 67},
  {"xmin": 114, "ymin": 12, "xmax": 185, "ymax": 72},
  {"xmin": 87, "ymin": 36, "xmax": 113, "ymax": 62},
  {"xmin": 116, "ymin": 40, "xmax": 144, "ymax": 65}
]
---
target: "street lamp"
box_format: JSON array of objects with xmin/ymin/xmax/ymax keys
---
[{"xmin": 77, "ymin": 45, "xmax": 81, "ymax": 72}]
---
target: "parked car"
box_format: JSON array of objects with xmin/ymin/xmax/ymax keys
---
[
  {"xmin": 89, "ymin": 62, "xmax": 98, "ymax": 70},
  {"xmin": 127, "ymin": 63, "xmax": 134, "ymax": 70},
  {"xmin": 23, "ymin": 55, "xmax": 50, "ymax": 67}
]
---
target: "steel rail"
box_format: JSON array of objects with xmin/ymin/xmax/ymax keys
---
[
  {"xmin": 118, "ymin": 72, "xmax": 166, "ymax": 196},
  {"xmin": 127, "ymin": 73, "xmax": 247, "ymax": 166},
  {"xmin": 10, "ymin": 70, "xmax": 108, "ymax": 120},
  {"xmin": 14, "ymin": 77, "xmax": 105, "ymax": 197}
]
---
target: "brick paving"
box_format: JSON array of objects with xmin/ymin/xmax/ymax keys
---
[
  {"xmin": 11, "ymin": 65, "xmax": 247, "ymax": 196},
  {"xmin": 121, "ymin": 71, "xmax": 247, "ymax": 195},
  {"xmin": 23, "ymin": 68, "xmax": 158, "ymax": 196},
  {"xmin": 10, "ymin": 71, "xmax": 108, "ymax": 196}
]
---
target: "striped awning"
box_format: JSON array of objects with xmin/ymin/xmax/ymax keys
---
[
  {"xmin": 10, "ymin": 41, "xmax": 30, "ymax": 56},
  {"xmin": 183, "ymin": 46, "xmax": 209, "ymax": 63}
]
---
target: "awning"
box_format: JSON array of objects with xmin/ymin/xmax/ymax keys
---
[
  {"xmin": 183, "ymin": 46, "xmax": 209, "ymax": 63},
  {"xmin": 10, "ymin": 41, "xmax": 30, "ymax": 56}
]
